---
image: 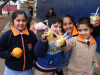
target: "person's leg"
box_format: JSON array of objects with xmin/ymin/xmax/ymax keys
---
[
  {"xmin": 55, "ymin": 69, "xmax": 63, "ymax": 75},
  {"xmin": 27, "ymin": 22, "xmax": 30, "ymax": 29}
]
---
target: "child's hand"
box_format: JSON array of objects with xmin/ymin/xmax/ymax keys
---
[
  {"xmin": 53, "ymin": 31, "xmax": 62, "ymax": 37},
  {"xmin": 93, "ymin": 62, "xmax": 100, "ymax": 69},
  {"xmin": 42, "ymin": 32, "xmax": 49, "ymax": 41},
  {"xmin": 92, "ymin": 17, "xmax": 100, "ymax": 27},
  {"xmin": 11, "ymin": 52, "xmax": 22, "ymax": 58},
  {"xmin": 61, "ymin": 39, "xmax": 66, "ymax": 47}
]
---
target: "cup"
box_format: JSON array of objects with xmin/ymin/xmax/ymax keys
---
[
  {"xmin": 90, "ymin": 13, "xmax": 99, "ymax": 24},
  {"xmin": 44, "ymin": 29, "xmax": 53, "ymax": 40},
  {"xmin": 55, "ymin": 36, "xmax": 66, "ymax": 47}
]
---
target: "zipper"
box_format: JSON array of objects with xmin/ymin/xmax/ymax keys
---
[{"xmin": 21, "ymin": 35, "xmax": 26, "ymax": 71}]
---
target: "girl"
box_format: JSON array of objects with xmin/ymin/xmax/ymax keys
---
[
  {"xmin": 0, "ymin": 10, "xmax": 37, "ymax": 75},
  {"xmin": 56, "ymin": 14, "xmax": 100, "ymax": 75}
]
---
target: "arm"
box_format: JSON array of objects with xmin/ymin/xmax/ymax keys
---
[
  {"xmin": 61, "ymin": 37, "xmax": 75, "ymax": 51},
  {"xmin": 0, "ymin": 33, "xmax": 13, "ymax": 59},
  {"xmin": 91, "ymin": 21, "xmax": 100, "ymax": 37},
  {"xmin": 33, "ymin": 33, "xmax": 38, "ymax": 61},
  {"xmin": 93, "ymin": 53, "xmax": 100, "ymax": 69},
  {"xmin": 33, "ymin": 38, "xmax": 48, "ymax": 57},
  {"xmin": 92, "ymin": 44, "xmax": 100, "ymax": 69}
]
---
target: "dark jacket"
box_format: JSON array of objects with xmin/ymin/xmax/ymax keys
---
[
  {"xmin": 0, "ymin": 25, "xmax": 37, "ymax": 71},
  {"xmin": 45, "ymin": 11, "xmax": 56, "ymax": 19}
]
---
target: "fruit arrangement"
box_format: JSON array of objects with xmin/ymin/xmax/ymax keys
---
[
  {"xmin": 56, "ymin": 36, "xmax": 66, "ymax": 47},
  {"xmin": 46, "ymin": 31, "xmax": 53, "ymax": 40},
  {"xmin": 90, "ymin": 16, "xmax": 99, "ymax": 24},
  {"xmin": 12, "ymin": 47, "xmax": 23, "ymax": 57}
]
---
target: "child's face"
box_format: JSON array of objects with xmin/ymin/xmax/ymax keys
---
[
  {"xmin": 13, "ymin": 14, "xmax": 27, "ymax": 32},
  {"xmin": 77, "ymin": 24, "xmax": 93, "ymax": 39},
  {"xmin": 51, "ymin": 22, "xmax": 62, "ymax": 35},
  {"xmin": 62, "ymin": 17, "xmax": 74, "ymax": 33}
]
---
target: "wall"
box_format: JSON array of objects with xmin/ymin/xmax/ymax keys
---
[
  {"xmin": 37, "ymin": 0, "xmax": 100, "ymax": 53},
  {"xmin": 3, "ymin": 5, "xmax": 17, "ymax": 11},
  {"xmin": 37, "ymin": 0, "xmax": 100, "ymax": 21},
  {"xmin": 2, "ymin": 1, "xmax": 20, "ymax": 12}
]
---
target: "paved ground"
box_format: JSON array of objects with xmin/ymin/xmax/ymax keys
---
[{"xmin": 0, "ymin": 14, "xmax": 100, "ymax": 75}]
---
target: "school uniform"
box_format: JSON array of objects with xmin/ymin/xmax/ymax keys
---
[
  {"xmin": 61, "ymin": 35, "xmax": 97, "ymax": 75},
  {"xmin": 33, "ymin": 37, "xmax": 62, "ymax": 75},
  {"xmin": 0, "ymin": 25, "xmax": 37, "ymax": 74},
  {"xmin": 56, "ymin": 25, "xmax": 100, "ymax": 74},
  {"xmin": 56, "ymin": 26, "xmax": 78, "ymax": 73}
]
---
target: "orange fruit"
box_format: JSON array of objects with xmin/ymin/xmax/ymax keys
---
[{"xmin": 12, "ymin": 47, "xmax": 23, "ymax": 57}]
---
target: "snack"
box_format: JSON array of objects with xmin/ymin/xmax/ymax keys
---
[
  {"xmin": 90, "ymin": 16, "xmax": 99, "ymax": 24},
  {"xmin": 90, "ymin": 13, "xmax": 99, "ymax": 24},
  {"xmin": 56, "ymin": 36, "xmax": 66, "ymax": 47},
  {"xmin": 46, "ymin": 31, "xmax": 53, "ymax": 40}
]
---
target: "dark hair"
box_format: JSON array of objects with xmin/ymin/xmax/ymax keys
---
[
  {"xmin": 28, "ymin": 6, "xmax": 33, "ymax": 15},
  {"xmin": 77, "ymin": 17, "xmax": 92, "ymax": 28},
  {"xmin": 60, "ymin": 14, "xmax": 76, "ymax": 25},
  {"xmin": 49, "ymin": 7, "xmax": 54, "ymax": 10},
  {"xmin": 11, "ymin": 10, "xmax": 27, "ymax": 21},
  {"xmin": 60, "ymin": 14, "xmax": 76, "ymax": 31},
  {"xmin": 48, "ymin": 16, "xmax": 61, "ymax": 28}
]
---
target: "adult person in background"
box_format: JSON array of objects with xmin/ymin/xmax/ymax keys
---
[
  {"xmin": 45, "ymin": 7, "xmax": 56, "ymax": 19},
  {"xmin": 25, "ymin": 6, "xmax": 35, "ymax": 29}
]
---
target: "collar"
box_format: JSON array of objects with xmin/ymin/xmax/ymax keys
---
[
  {"xmin": 78, "ymin": 35, "xmax": 96, "ymax": 46},
  {"xmin": 13, "ymin": 26, "xmax": 24, "ymax": 35},
  {"xmin": 11, "ymin": 25, "xmax": 29, "ymax": 36},
  {"xmin": 71, "ymin": 25, "xmax": 78, "ymax": 36},
  {"xmin": 84, "ymin": 37, "xmax": 91, "ymax": 43},
  {"xmin": 48, "ymin": 37, "xmax": 56, "ymax": 42}
]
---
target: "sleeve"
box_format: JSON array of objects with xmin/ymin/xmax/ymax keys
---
[
  {"xmin": 29, "ymin": 31, "xmax": 38, "ymax": 61},
  {"xmin": 61, "ymin": 37, "xmax": 75, "ymax": 51},
  {"xmin": 0, "ymin": 33, "xmax": 13, "ymax": 59},
  {"xmin": 33, "ymin": 38, "xmax": 48, "ymax": 57},
  {"xmin": 91, "ymin": 24, "xmax": 100, "ymax": 37},
  {"xmin": 93, "ymin": 54, "xmax": 98, "ymax": 63},
  {"xmin": 33, "ymin": 34, "xmax": 38, "ymax": 61},
  {"xmin": 93, "ymin": 44, "xmax": 98, "ymax": 63}
]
